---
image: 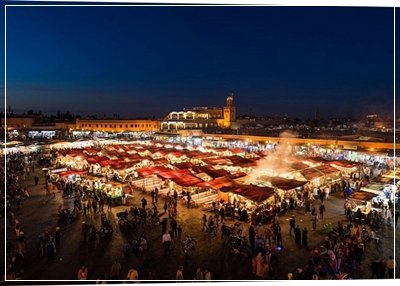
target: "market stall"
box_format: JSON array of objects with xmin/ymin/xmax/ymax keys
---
[{"xmin": 219, "ymin": 184, "xmax": 276, "ymax": 214}]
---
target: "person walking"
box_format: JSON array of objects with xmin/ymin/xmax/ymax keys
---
[
  {"xmin": 312, "ymin": 213, "xmax": 318, "ymax": 231},
  {"xmin": 289, "ymin": 215, "xmax": 295, "ymax": 237},
  {"xmin": 92, "ymin": 200, "xmax": 98, "ymax": 214},
  {"xmin": 294, "ymin": 225, "xmax": 301, "ymax": 245},
  {"xmin": 87, "ymin": 200, "xmax": 92, "ymax": 216},
  {"xmin": 141, "ymin": 197, "xmax": 147, "ymax": 209},
  {"xmin": 77, "ymin": 265, "xmax": 88, "ymax": 280},
  {"xmin": 126, "ymin": 267, "xmax": 139, "ymax": 280},
  {"xmin": 319, "ymin": 204, "xmax": 325, "ymax": 220},
  {"xmin": 201, "ymin": 214, "xmax": 207, "ymax": 232},
  {"xmin": 176, "ymin": 266, "xmax": 184, "ymax": 280},
  {"xmin": 276, "ymin": 227, "xmax": 283, "ymax": 247},
  {"xmin": 220, "ymin": 206, "xmax": 225, "ymax": 223},
  {"xmin": 255, "ymin": 252, "xmax": 264, "ymax": 279},
  {"xmin": 162, "ymin": 231, "xmax": 172, "ymax": 255},
  {"xmin": 371, "ymin": 258, "xmax": 380, "ymax": 279},
  {"xmin": 195, "ymin": 267, "xmax": 204, "ymax": 280},
  {"xmin": 163, "ymin": 201, "xmax": 168, "ymax": 214},
  {"xmin": 83, "ymin": 202, "xmax": 87, "ymax": 217},
  {"xmin": 187, "ymin": 193, "xmax": 191, "ymax": 208},
  {"xmin": 378, "ymin": 259, "xmax": 387, "ymax": 278},
  {"xmin": 46, "ymin": 239, "xmax": 56, "ymax": 262},
  {"xmin": 107, "ymin": 196, "xmax": 112, "ymax": 212},
  {"xmin": 34, "ymin": 175, "xmax": 39, "ymax": 185},
  {"xmin": 82, "ymin": 221, "xmax": 89, "ymax": 242},
  {"xmin": 249, "ymin": 224, "xmax": 256, "ymax": 254},
  {"xmin": 170, "ymin": 218, "xmax": 178, "ymax": 237},
  {"xmin": 54, "ymin": 227, "xmax": 61, "ymax": 248},
  {"xmin": 386, "ymin": 256, "xmax": 396, "ymax": 278},
  {"xmin": 204, "ymin": 269, "xmax": 212, "ymax": 280},
  {"xmin": 109, "ymin": 259, "xmax": 122, "ymax": 280},
  {"xmin": 302, "ymin": 227, "xmax": 308, "ymax": 248}
]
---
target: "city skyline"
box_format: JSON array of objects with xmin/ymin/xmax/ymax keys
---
[{"xmin": 4, "ymin": 6, "xmax": 397, "ymax": 118}]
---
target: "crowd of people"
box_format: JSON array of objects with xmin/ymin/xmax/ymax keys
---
[
  {"xmin": 4, "ymin": 150, "xmax": 42, "ymax": 279},
  {"xmin": 3, "ymin": 142, "xmax": 398, "ymax": 281}
]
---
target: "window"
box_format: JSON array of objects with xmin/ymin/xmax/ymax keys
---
[
  {"xmin": 135, "ymin": 124, "xmax": 138, "ymax": 128},
  {"xmin": 131, "ymin": 124, "xmax": 133, "ymax": 128},
  {"xmin": 125, "ymin": 124, "xmax": 128, "ymax": 128},
  {"xmin": 96, "ymin": 124, "xmax": 99, "ymax": 128},
  {"xmin": 141, "ymin": 124, "xmax": 144, "ymax": 127},
  {"xmin": 100, "ymin": 124, "xmax": 103, "ymax": 127},
  {"xmin": 105, "ymin": 124, "xmax": 108, "ymax": 128},
  {"xmin": 120, "ymin": 124, "xmax": 123, "ymax": 128},
  {"xmin": 17, "ymin": 124, "xmax": 20, "ymax": 128}
]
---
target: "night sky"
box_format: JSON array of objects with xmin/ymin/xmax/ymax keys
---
[{"xmin": 4, "ymin": 6, "xmax": 396, "ymax": 119}]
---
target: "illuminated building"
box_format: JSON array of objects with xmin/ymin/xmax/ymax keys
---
[
  {"xmin": 75, "ymin": 118, "xmax": 160, "ymax": 132},
  {"xmin": 161, "ymin": 95, "xmax": 236, "ymax": 130},
  {"xmin": 1, "ymin": 116, "xmax": 35, "ymax": 130}
]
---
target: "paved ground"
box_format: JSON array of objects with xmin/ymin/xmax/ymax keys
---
[{"xmin": 4, "ymin": 167, "xmax": 399, "ymax": 281}]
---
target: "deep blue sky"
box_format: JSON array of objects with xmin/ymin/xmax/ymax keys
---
[{"xmin": 4, "ymin": 6, "xmax": 396, "ymax": 119}]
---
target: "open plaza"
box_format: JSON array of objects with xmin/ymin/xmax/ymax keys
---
[{"xmin": 2, "ymin": 134, "xmax": 398, "ymax": 280}]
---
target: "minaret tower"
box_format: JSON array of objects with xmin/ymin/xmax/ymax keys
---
[{"xmin": 223, "ymin": 93, "xmax": 236, "ymax": 128}]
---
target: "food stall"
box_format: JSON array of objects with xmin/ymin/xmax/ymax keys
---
[
  {"xmin": 361, "ymin": 182, "xmax": 396, "ymax": 209},
  {"xmin": 219, "ymin": 184, "xmax": 276, "ymax": 214},
  {"xmin": 347, "ymin": 190, "xmax": 378, "ymax": 221}
]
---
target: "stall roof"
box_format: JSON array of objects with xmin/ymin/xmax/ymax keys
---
[
  {"xmin": 268, "ymin": 176, "xmax": 308, "ymax": 190},
  {"xmin": 137, "ymin": 166, "xmax": 172, "ymax": 177},
  {"xmin": 382, "ymin": 170, "xmax": 400, "ymax": 180},
  {"xmin": 99, "ymin": 160, "xmax": 114, "ymax": 167},
  {"xmin": 290, "ymin": 162, "xmax": 309, "ymax": 170},
  {"xmin": 197, "ymin": 176, "xmax": 236, "ymax": 191},
  {"xmin": 173, "ymin": 162, "xmax": 195, "ymax": 170},
  {"xmin": 229, "ymin": 172, "xmax": 247, "ymax": 180},
  {"xmin": 314, "ymin": 164, "xmax": 340, "ymax": 175},
  {"xmin": 58, "ymin": 170, "xmax": 88, "ymax": 177},
  {"xmin": 158, "ymin": 169, "xmax": 192, "ymax": 179},
  {"xmin": 202, "ymin": 158, "xmax": 232, "ymax": 166},
  {"xmin": 329, "ymin": 160, "xmax": 362, "ymax": 168},
  {"xmin": 153, "ymin": 158, "xmax": 169, "ymax": 165},
  {"xmin": 192, "ymin": 165, "xmax": 230, "ymax": 179},
  {"xmin": 225, "ymin": 156, "xmax": 257, "ymax": 167},
  {"xmin": 167, "ymin": 151, "xmax": 186, "ymax": 158},
  {"xmin": 348, "ymin": 191, "xmax": 376, "ymax": 202},
  {"xmin": 221, "ymin": 185, "xmax": 275, "ymax": 203},
  {"xmin": 299, "ymin": 168, "xmax": 324, "ymax": 180},
  {"xmin": 230, "ymin": 148, "xmax": 246, "ymax": 154},
  {"xmin": 360, "ymin": 183, "xmax": 385, "ymax": 195},
  {"xmin": 170, "ymin": 174, "xmax": 203, "ymax": 187},
  {"xmin": 304, "ymin": 157, "xmax": 327, "ymax": 164},
  {"xmin": 299, "ymin": 164, "xmax": 339, "ymax": 180}
]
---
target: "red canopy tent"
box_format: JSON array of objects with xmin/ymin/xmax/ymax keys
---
[
  {"xmin": 225, "ymin": 156, "xmax": 258, "ymax": 167},
  {"xmin": 158, "ymin": 169, "xmax": 192, "ymax": 179},
  {"xmin": 58, "ymin": 170, "xmax": 88, "ymax": 177},
  {"xmin": 221, "ymin": 185, "xmax": 275, "ymax": 203},
  {"xmin": 304, "ymin": 157, "xmax": 328, "ymax": 164},
  {"xmin": 197, "ymin": 176, "xmax": 236, "ymax": 191},
  {"xmin": 329, "ymin": 160, "xmax": 362, "ymax": 168},
  {"xmin": 192, "ymin": 165, "xmax": 230, "ymax": 179},
  {"xmin": 267, "ymin": 176, "xmax": 308, "ymax": 190},
  {"xmin": 137, "ymin": 166, "xmax": 172, "ymax": 177},
  {"xmin": 202, "ymin": 158, "xmax": 232, "ymax": 166},
  {"xmin": 170, "ymin": 175, "xmax": 203, "ymax": 187},
  {"xmin": 174, "ymin": 162, "xmax": 195, "ymax": 170}
]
